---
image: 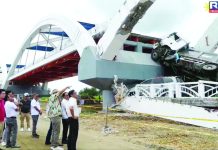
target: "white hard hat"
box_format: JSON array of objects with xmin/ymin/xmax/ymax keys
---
[{"xmin": 24, "ymin": 93, "xmax": 30, "ymax": 97}]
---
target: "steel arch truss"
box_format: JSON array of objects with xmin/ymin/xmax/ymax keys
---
[{"xmin": 2, "ymin": 16, "xmax": 96, "ymax": 88}]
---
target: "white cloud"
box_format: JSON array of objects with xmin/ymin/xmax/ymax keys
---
[{"xmin": 133, "ymin": 0, "xmax": 217, "ymax": 45}]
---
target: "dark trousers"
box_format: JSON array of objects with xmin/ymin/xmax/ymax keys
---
[
  {"xmin": 67, "ymin": 118, "xmax": 79, "ymax": 150},
  {"xmin": 45, "ymin": 122, "xmax": 52, "ymax": 144},
  {"xmin": 62, "ymin": 118, "xmax": 69, "ymax": 143},
  {"xmin": 32, "ymin": 115, "xmax": 39, "ymax": 135},
  {"xmin": 6, "ymin": 117, "xmax": 17, "ymax": 146}
]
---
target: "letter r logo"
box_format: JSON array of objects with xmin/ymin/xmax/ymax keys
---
[{"xmin": 210, "ymin": 1, "xmax": 218, "ymax": 9}]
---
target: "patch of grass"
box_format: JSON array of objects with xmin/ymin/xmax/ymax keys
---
[{"xmin": 81, "ymin": 105, "xmax": 102, "ymax": 112}]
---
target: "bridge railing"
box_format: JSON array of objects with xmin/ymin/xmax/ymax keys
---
[{"xmin": 134, "ymin": 80, "xmax": 218, "ymax": 98}]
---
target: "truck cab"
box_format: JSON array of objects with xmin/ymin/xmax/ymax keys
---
[
  {"xmin": 151, "ymin": 33, "xmax": 218, "ymax": 82},
  {"xmin": 152, "ymin": 32, "xmax": 189, "ymax": 62}
]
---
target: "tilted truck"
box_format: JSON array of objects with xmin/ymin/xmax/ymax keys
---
[{"xmin": 151, "ymin": 32, "xmax": 218, "ymax": 81}]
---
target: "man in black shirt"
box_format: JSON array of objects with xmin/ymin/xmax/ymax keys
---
[{"xmin": 19, "ymin": 93, "xmax": 31, "ymax": 132}]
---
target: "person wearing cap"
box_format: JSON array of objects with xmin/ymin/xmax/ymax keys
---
[
  {"xmin": 48, "ymin": 86, "xmax": 70, "ymax": 150},
  {"xmin": 19, "ymin": 93, "xmax": 31, "ymax": 132},
  {"xmin": 31, "ymin": 93, "xmax": 42, "ymax": 138}
]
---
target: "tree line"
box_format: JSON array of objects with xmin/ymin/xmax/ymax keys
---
[{"xmin": 79, "ymin": 87, "xmax": 102, "ymax": 101}]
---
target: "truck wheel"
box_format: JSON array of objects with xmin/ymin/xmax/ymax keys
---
[
  {"xmin": 151, "ymin": 49, "xmax": 159, "ymax": 61},
  {"xmin": 202, "ymin": 64, "xmax": 217, "ymax": 79},
  {"xmin": 202, "ymin": 64, "xmax": 217, "ymax": 71}
]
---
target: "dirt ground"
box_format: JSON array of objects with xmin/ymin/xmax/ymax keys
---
[
  {"xmin": 1, "ymin": 105, "xmax": 218, "ymax": 150},
  {"xmin": 0, "ymin": 115, "xmax": 144, "ymax": 150},
  {"xmin": 79, "ymin": 112, "xmax": 218, "ymax": 150}
]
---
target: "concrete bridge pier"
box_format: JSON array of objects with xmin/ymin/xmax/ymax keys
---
[
  {"xmin": 102, "ymin": 90, "xmax": 115, "ymax": 111},
  {"xmin": 78, "ymin": 47, "xmax": 163, "ymax": 111},
  {"xmin": 42, "ymin": 82, "xmax": 48, "ymax": 90}
]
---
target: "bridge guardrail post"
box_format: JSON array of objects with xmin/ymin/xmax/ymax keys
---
[
  {"xmin": 198, "ymin": 81, "xmax": 205, "ymax": 98},
  {"xmin": 150, "ymin": 85, "xmax": 155, "ymax": 98},
  {"xmin": 168, "ymin": 83, "xmax": 174, "ymax": 98},
  {"xmin": 175, "ymin": 83, "xmax": 181, "ymax": 98},
  {"xmin": 135, "ymin": 85, "xmax": 139, "ymax": 98}
]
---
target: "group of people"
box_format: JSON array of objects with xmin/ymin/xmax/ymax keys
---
[
  {"xmin": 46, "ymin": 87, "xmax": 80, "ymax": 150},
  {"xmin": 0, "ymin": 89, "xmax": 42, "ymax": 149},
  {"xmin": 20, "ymin": 92, "xmax": 42, "ymax": 138},
  {"xmin": 0, "ymin": 86, "xmax": 80, "ymax": 150}
]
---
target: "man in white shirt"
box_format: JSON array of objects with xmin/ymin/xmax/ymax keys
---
[
  {"xmin": 61, "ymin": 92, "xmax": 69, "ymax": 144},
  {"xmin": 67, "ymin": 90, "xmax": 80, "ymax": 150},
  {"xmin": 1, "ymin": 90, "xmax": 18, "ymax": 147},
  {"xmin": 5, "ymin": 93, "xmax": 20, "ymax": 148},
  {"xmin": 31, "ymin": 93, "xmax": 42, "ymax": 138}
]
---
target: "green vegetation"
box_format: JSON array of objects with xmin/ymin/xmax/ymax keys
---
[
  {"xmin": 80, "ymin": 104, "xmax": 102, "ymax": 115},
  {"xmin": 39, "ymin": 87, "xmax": 103, "ymax": 104},
  {"xmin": 79, "ymin": 87, "xmax": 102, "ymax": 102}
]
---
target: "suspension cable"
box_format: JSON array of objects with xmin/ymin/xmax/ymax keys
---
[
  {"xmin": 33, "ymin": 29, "xmax": 41, "ymax": 64},
  {"xmin": 44, "ymin": 25, "xmax": 51, "ymax": 59},
  {"xmin": 60, "ymin": 32, "xmax": 64, "ymax": 51}
]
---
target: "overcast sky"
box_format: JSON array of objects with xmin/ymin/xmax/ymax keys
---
[{"xmin": 0, "ymin": 0, "xmax": 217, "ymax": 92}]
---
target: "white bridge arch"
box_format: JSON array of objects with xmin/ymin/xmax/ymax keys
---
[{"xmin": 1, "ymin": 16, "xmax": 97, "ymax": 89}]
